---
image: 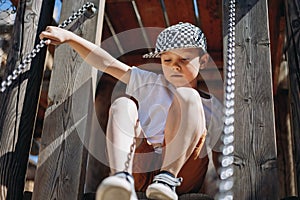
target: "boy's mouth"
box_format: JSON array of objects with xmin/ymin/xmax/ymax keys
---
[{"xmin": 170, "ymin": 74, "xmax": 183, "ymax": 77}]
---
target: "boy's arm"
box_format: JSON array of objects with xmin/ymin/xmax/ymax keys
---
[{"xmin": 40, "ymin": 26, "xmax": 131, "ymax": 84}]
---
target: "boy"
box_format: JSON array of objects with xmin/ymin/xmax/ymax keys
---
[{"xmin": 40, "ymin": 22, "xmax": 222, "ymax": 200}]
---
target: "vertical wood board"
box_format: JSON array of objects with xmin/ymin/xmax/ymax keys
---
[
  {"xmin": 223, "ymin": 0, "xmax": 279, "ymax": 199},
  {"xmin": 32, "ymin": 0, "xmax": 104, "ymax": 199},
  {"xmin": 285, "ymin": 0, "xmax": 300, "ymax": 196},
  {"xmin": 0, "ymin": 0, "xmax": 54, "ymax": 199}
]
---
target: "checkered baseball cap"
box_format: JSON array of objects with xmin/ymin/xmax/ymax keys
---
[{"xmin": 143, "ymin": 22, "xmax": 207, "ymax": 58}]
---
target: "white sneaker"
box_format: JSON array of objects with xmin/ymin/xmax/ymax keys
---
[
  {"xmin": 146, "ymin": 172, "xmax": 183, "ymax": 200},
  {"xmin": 96, "ymin": 172, "xmax": 137, "ymax": 200}
]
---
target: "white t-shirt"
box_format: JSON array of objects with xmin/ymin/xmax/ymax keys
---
[{"xmin": 126, "ymin": 67, "xmax": 223, "ymax": 155}]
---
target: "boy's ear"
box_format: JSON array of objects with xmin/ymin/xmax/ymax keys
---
[{"xmin": 199, "ymin": 53, "xmax": 209, "ymax": 69}]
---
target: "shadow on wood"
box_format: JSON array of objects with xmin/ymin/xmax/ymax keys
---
[{"xmin": 83, "ymin": 192, "xmax": 214, "ymax": 200}]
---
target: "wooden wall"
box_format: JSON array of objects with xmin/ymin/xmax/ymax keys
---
[
  {"xmin": 223, "ymin": 0, "xmax": 279, "ymax": 199},
  {"xmin": 0, "ymin": 0, "xmax": 55, "ymax": 199},
  {"xmin": 32, "ymin": 0, "xmax": 105, "ymax": 199},
  {"xmin": 0, "ymin": 0, "xmax": 298, "ymax": 199}
]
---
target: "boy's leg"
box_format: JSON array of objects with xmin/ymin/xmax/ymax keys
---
[
  {"xmin": 162, "ymin": 87, "xmax": 206, "ymax": 175},
  {"xmin": 96, "ymin": 97, "xmax": 141, "ymax": 200},
  {"xmin": 146, "ymin": 87, "xmax": 206, "ymax": 200},
  {"xmin": 106, "ymin": 97, "xmax": 141, "ymax": 174}
]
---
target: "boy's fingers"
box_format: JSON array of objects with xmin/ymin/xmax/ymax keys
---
[
  {"xmin": 39, "ymin": 31, "xmax": 48, "ymax": 40},
  {"xmin": 40, "ymin": 31, "xmax": 51, "ymax": 37},
  {"xmin": 45, "ymin": 39, "xmax": 51, "ymax": 45},
  {"xmin": 45, "ymin": 38, "xmax": 61, "ymax": 46},
  {"xmin": 39, "ymin": 32, "xmax": 54, "ymax": 45}
]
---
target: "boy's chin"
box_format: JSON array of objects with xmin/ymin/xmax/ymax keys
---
[{"xmin": 170, "ymin": 81, "xmax": 193, "ymax": 88}]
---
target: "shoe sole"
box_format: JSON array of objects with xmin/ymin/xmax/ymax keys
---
[
  {"xmin": 146, "ymin": 184, "xmax": 177, "ymax": 200},
  {"xmin": 96, "ymin": 177, "xmax": 133, "ymax": 200},
  {"xmin": 97, "ymin": 186, "xmax": 131, "ymax": 200}
]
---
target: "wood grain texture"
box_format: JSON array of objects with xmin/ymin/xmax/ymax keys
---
[
  {"xmin": 134, "ymin": 0, "xmax": 166, "ymax": 28},
  {"xmin": 275, "ymin": 88, "xmax": 297, "ymax": 197},
  {"xmin": 164, "ymin": 0, "xmax": 196, "ymax": 25},
  {"xmin": 33, "ymin": 83, "xmax": 92, "ymax": 199},
  {"xmin": 83, "ymin": 192, "xmax": 214, "ymax": 200},
  {"xmin": 223, "ymin": 0, "xmax": 279, "ymax": 199},
  {"xmin": 0, "ymin": 0, "xmax": 54, "ymax": 199},
  {"xmin": 285, "ymin": 0, "xmax": 300, "ymax": 196},
  {"xmin": 32, "ymin": 0, "xmax": 103, "ymax": 199},
  {"xmin": 197, "ymin": 0, "xmax": 223, "ymax": 53}
]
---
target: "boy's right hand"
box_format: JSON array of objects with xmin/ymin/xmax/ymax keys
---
[{"xmin": 39, "ymin": 26, "xmax": 72, "ymax": 46}]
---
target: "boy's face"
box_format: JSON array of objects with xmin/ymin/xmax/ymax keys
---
[{"xmin": 160, "ymin": 48, "xmax": 208, "ymax": 88}]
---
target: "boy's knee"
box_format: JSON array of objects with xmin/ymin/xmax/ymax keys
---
[
  {"xmin": 175, "ymin": 87, "xmax": 201, "ymax": 105},
  {"xmin": 110, "ymin": 96, "xmax": 138, "ymax": 115},
  {"xmin": 108, "ymin": 97, "xmax": 141, "ymax": 139}
]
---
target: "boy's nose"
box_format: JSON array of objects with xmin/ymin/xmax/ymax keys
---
[{"xmin": 172, "ymin": 64, "xmax": 181, "ymax": 71}]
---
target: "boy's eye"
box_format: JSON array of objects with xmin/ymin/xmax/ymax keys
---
[
  {"xmin": 182, "ymin": 58, "xmax": 190, "ymax": 61},
  {"xmin": 164, "ymin": 59, "xmax": 171, "ymax": 62}
]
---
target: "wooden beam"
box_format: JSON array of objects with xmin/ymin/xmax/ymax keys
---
[
  {"xmin": 197, "ymin": 0, "xmax": 223, "ymax": 52},
  {"xmin": 105, "ymin": 1, "xmax": 139, "ymax": 33},
  {"xmin": 274, "ymin": 84, "xmax": 297, "ymax": 197},
  {"xmin": 267, "ymin": 0, "xmax": 285, "ymax": 95},
  {"xmin": 285, "ymin": 0, "xmax": 300, "ymax": 196},
  {"xmin": 271, "ymin": 4, "xmax": 296, "ymax": 197},
  {"xmin": 0, "ymin": 0, "xmax": 55, "ymax": 199},
  {"xmin": 272, "ymin": 17, "xmax": 285, "ymax": 95},
  {"xmin": 164, "ymin": 0, "xmax": 196, "ymax": 25},
  {"xmin": 32, "ymin": 0, "xmax": 105, "ymax": 199},
  {"xmin": 134, "ymin": 0, "xmax": 165, "ymax": 28},
  {"xmin": 223, "ymin": 0, "xmax": 279, "ymax": 198}
]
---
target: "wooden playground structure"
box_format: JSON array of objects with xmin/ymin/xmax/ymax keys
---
[{"xmin": 0, "ymin": 0, "xmax": 299, "ymax": 199}]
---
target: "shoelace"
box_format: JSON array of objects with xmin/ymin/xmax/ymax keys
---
[{"xmin": 152, "ymin": 173, "xmax": 183, "ymax": 191}]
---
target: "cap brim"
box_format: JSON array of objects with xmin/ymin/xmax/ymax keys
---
[
  {"xmin": 142, "ymin": 51, "xmax": 161, "ymax": 58},
  {"xmin": 143, "ymin": 46, "xmax": 207, "ymax": 59}
]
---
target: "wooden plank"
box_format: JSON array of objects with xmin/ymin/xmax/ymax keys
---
[
  {"xmin": 0, "ymin": 0, "xmax": 55, "ymax": 199},
  {"xmin": 164, "ymin": 0, "xmax": 196, "ymax": 25},
  {"xmin": 197, "ymin": 0, "xmax": 223, "ymax": 81},
  {"xmin": 134, "ymin": 0, "xmax": 166, "ymax": 49},
  {"xmin": 32, "ymin": 0, "xmax": 104, "ymax": 199},
  {"xmin": 105, "ymin": 2, "xmax": 139, "ymax": 32},
  {"xmin": 223, "ymin": 0, "xmax": 279, "ymax": 199},
  {"xmin": 272, "ymin": 17, "xmax": 285, "ymax": 95},
  {"xmin": 135, "ymin": 0, "xmax": 165, "ymax": 28},
  {"xmin": 271, "ymin": 1, "xmax": 296, "ymax": 196},
  {"xmin": 285, "ymin": 0, "xmax": 300, "ymax": 196},
  {"xmin": 197, "ymin": 0, "xmax": 223, "ymax": 52},
  {"xmin": 101, "ymin": 20, "xmax": 121, "ymax": 57},
  {"xmin": 274, "ymin": 87, "xmax": 297, "ymax": 198},
  {"xmin": 105, "ymin": 1, "xmax": 148, "ymax": 57},
  {"xmin": 267, "ymin": 0, "xmax": 285, "ymax": 95}
]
